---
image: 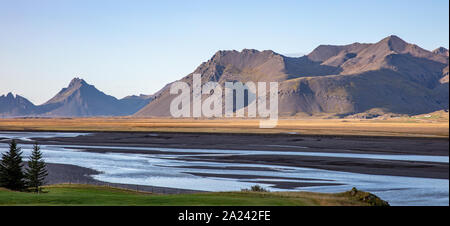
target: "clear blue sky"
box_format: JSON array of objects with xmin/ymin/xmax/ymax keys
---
[{"xmin": 1, "ymin": 0, "xmax": 449, "ymax": 104}]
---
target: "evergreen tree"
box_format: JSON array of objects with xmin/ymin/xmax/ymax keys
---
[
  {"xmin": 25, "ymin": 143, "xmax": 48, "ymax": 192},
  {"xmin": 0, "ymin": 140, "xmax": 25, "ymax": 191}
]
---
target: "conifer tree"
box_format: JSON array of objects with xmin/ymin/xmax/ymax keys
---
[
  {"xmin": 0, "ymin": 140, "xmax": 25, "ymax": 191},
  {"xmin": 25, "ymin": 143, "xmax": 48, "ymax": 192}
]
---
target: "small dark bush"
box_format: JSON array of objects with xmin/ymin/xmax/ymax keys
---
[{"xmin": 241, "ymin": 185, "xmax": 269, "ymax": 192}]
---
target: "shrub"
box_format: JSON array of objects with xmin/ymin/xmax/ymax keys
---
[{"xmin": 241, "ymin": 185, "xmax": 270, "ymax": 192}]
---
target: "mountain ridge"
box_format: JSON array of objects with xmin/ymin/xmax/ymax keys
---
[
  {"xmin": 1, "ymin": 35, "xmax": 448, "ymax": 118},
  {"xmin": 0, "ymin": 78, "xmax": 153, "ymax": 117},
  {"xmin": 0, "ymin": 92, "xmax": 37, "ymax": 117},
  {"xmin": 135, "ymin": 35, "xmax": 449, "ymax": 117}
]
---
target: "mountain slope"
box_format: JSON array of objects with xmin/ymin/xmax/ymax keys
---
[
  {"xmin": 36, "ymin": 78, "xmax": 151, "ymax": 117},
  {"xmin": 0, "ymin": 93, "xmax": 37, "ymax": 117},
  {"xmin": 1, "ymin": 78, "xmax": 153, "ymax": 118},
  {"xmin": 135, "ymin": 35, "xmax": 449, "ymax": 117},
  {"xmin": 119, "ymin": 94, "xmax": 154, "ymax": 115}
]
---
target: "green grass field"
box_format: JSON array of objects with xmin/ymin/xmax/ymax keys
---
[{"xmin": 0, "ymin": 184, "xmax": 388, "ymax": 206}]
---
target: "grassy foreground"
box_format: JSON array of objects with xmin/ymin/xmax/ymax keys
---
[
  {"xmin": 0, "ymin": 117, "xmax": 448, "ymax": 138},
  {"xmin": 0, "ymin": 184, "xmax": 388, "ymax": 206}
]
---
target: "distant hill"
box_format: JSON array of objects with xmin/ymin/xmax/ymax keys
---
[
  {"xmin": 0, "ymin": 78, "xmax": 153, "ymax": 117},
  {"xmin": 119, "ymin": 94, "xmax": 154, "ymax": 115},
  {"xmin": 0, "ymin": 93, "xmax": 37, "ymax": 117},
  {"xmin": 135, "ymin": 35, "xmax": 449, "ymax": 117},
  {"xmin": 36, "ymin": 78, "xmax": 154, "ymax": 117},
  {"xmin": 412, "ymin": 109, "xmax": 449, "ymax": 122}
]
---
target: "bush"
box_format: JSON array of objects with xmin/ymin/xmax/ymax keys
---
[
  {"xmin": 241, "ymin": 185, "xmax": 269, "ymax": 192},
  {"xmin": 346, "ymin": 187, "xmax": 390, "ymax": 206}
]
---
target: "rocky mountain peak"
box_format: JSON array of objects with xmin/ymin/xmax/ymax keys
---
[
  {"xmin": 433, "ymin": 47, "xmax": 449, "ymax": 57},
  {"xmin": 376, "ymin": 35, "xmax": 408, "ymax": 53},
  {"xmin": 68, "ymin": 77, "xmax": 87, "ymax": 88}
]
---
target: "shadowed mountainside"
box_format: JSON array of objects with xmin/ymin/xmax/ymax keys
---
[{"xmin": 0, "ymin": 93, "xmax": 37, "ymax": 117}]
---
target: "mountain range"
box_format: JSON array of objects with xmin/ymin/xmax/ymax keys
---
[
  {"xmin": 1, "ymin": 35, "xmax": 449, "ymax": 118},
  {"xmin": 0, "ymin": 78, "xmax": 153, "ymax": 117},
  {"xmin": 136, "ymin": 35, "xmax": 449, "ymax": 117}
]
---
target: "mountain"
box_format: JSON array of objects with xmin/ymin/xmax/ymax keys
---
[
  {"xmin": 35, "ymin": 78, "xmax": 152, "ymax": 117},
  {"xmin": 119, "ymin": 94, "xmax": 154, "ymax": 114},
  {"xmin": 135, "ymin": 35, "xmax": 449, "ymax": 117},
  {"xmin": 0, "ymin": 93, "xmax": 37, "ymax": 117},
  {"xmin": 1, "ymin": 78, "xmax": 154, "ymax": 118}
]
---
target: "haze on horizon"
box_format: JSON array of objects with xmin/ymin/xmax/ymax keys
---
[{"xmin": 0, "ymin": 0, "xmax": 449, "ymax": 105}]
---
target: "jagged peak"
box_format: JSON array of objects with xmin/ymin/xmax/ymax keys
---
[
  {"xmin": 380, "ymin": 35, "xmax": 404, "ymax": 42},
  {"xmin": 433, "ymin": 47, "xmax": 449, "ymax": 56},
  {"xmin": 434, "ymin": 46, "xmax": 448, "ymax": 51},
  {"xmin": 68, "ymin": 77, "xmax": 88, "ymax": 88},
  {"xmin": 0, "ymin": 92, "xmax": 31, "ymax": 103},
  {"xmin": 212, "ymin": 49, "xmax": 277, "ymax": 58},
  {"xmin": 241, "ymin": 48, "xmax": 260, "ymax": 54},
  {"xmin": 206, "ymin": 49, "xmax": 282, "ymax": 68},
  {"xmin": 43, "ymin": 77, "xmax": 95, "ymax": 105},
  {"xmin": 0, "ymin": 92, "xmax": 27, "ymax": 100}
]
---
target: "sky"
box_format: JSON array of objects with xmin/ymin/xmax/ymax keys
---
[{"xmin": 0, "ymin": 0, "xmax": 449, "ymax": 104}]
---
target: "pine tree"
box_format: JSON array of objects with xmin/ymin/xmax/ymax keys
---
[
  {"xmin": 25, "ymin": 143, "xmax": 48, "ymax": 192},
  {"xmin": 0, "ymin": 140, "xmax": 26, "ymax": 191}
]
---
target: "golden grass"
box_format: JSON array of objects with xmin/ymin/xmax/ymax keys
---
[{"xmin": 0, "ymin": 117, "xmax": 448, "ymax": 138}]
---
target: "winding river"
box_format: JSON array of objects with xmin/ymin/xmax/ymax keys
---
[{"xmin": 0, "ymin": 131, "xmax": 448, "ymax": 206}]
